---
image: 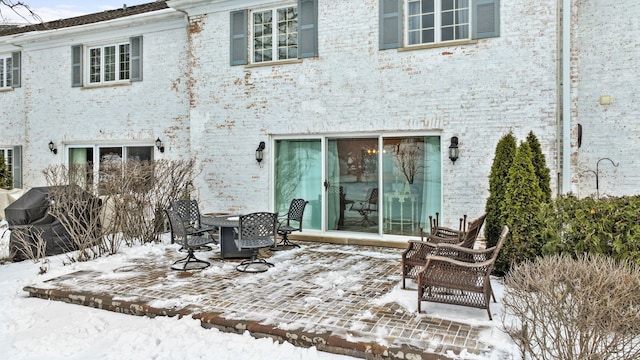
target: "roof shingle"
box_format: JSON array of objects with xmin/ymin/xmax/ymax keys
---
[{"xmin": 0, "ymin": 1, "xmax": 169, "ymax": 37}]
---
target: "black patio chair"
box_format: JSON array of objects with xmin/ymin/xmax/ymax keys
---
[
  {"xmin": 165, "ymin": 208, "xmax": 216, "ymax": 271},
  {"xmin": 350, "ymin": 187, "xmax": 378, "ymax": 226},
  {"xmin": 235, "ymin": 212, "xmax": 278, "ymax": 273},
  {"xmin": 273, "ymin": 198, "xmax": 308, "ymax": 250},
  {"xmin": 171, "ymin": 199, "xmax": 219, "ymax": 246}
]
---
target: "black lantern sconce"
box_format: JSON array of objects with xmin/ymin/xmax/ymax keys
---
[
  {"xmin": 448, "ymin": 136, "xmax": 459, "ymax": 163},
  {"xmin": 255, "ymin": 141, "xmax": 266, "ymax": 163},
  {"xmin": 48, "ymin": 141, "xmax": 58, "ymax": 155},
  {"xmin": 155, "ymin": 137, "xmax": 165, "ymax": 153}
]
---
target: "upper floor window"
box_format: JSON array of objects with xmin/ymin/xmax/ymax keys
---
[
  {"xmin": 0, "ymin": 56, "xmax": 12, "ymax": 88},
  {"xmin": 88, "ymin": 43, "xmax": 131, "ymax": 84},
  {"xmin": 253, "ymin": 6, "xmax": 298, "ymax": 63},
  {"xmin": 72, "ymin": 36, "xmax": 143, "ymax": 87},
  {"xmin": 230, "ymin": 0, "xmax": 318, "ymax": 66},
  {"xmin": 407, "ymin": 0, "xmax": 470, "ymax": 45},
  {"xmin": 380, "ymin": 0, "xmax": 500, "ymax": 50},
  {"xmin": 0, "ymin": 52, "xmax": 21, "ymax": 89}
]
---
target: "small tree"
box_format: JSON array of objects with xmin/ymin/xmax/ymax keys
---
[
  {"xmin": 497, "ymin": 141, "xmax": 543, "ymax": 275},
  {"xmin": 485, "ymin": 132, "xmax": 517, "ymax": 248},
  {"xmin": 526, "ymin": 131, "xmax": 552, "ymax": 203},
  {"xmin": 0, "ymin": 154, "xmax": 13, "ymax": 190}
]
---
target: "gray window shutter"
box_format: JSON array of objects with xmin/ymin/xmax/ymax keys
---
[
  {"xmin": 11, "ymin": 51, "xmax": 20, "ymax": 88},
  {"xmin": 298, "ymin": 0, "xmax": 318, "ymax": 58},
  {"xmin": 379, "ymin": 0, "xmax": 402, "ymax": 50},
  {"xmin": 71, "ymin": 45, "xmax": 83, "ymax": 87},
  {"xmin": 230, "ymin": 10, "xmax": 248, "ymax": 65},
  {"xmin": 473, "ymin": 0, "xmax": 500, "ymax": 39},
  {"xmin": 12, "ymin": 145, "xmax": 21, "ymax": 189},
  {"xmin": 130, "ymin": 36, "xmax": 143, "ymax": 82}
]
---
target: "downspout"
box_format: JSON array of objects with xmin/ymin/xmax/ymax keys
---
[{"xmin": 561, "ymin": 0, "xmax": 572, "ymax": 194}]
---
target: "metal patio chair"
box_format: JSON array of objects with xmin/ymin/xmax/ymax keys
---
[
  {"xmin": 171, "ymin": 199, "xmax": 219, "ymax": 246},
  {"xmin": 350, "ymin": 187, "xmax": 378, "ymax": 226},
  {"xmin": 165, "ymin": 208, "xmax": 217, "ymax": 271},
  {"xmin": 273, "ymin": 198, "xmax": 308, "ymax": 250},
  {"xmin": 235, "ymin": 212, "xmax": 278, "ymax": 273}
]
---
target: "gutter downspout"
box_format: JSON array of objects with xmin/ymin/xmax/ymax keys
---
[{"xmin": 561, "ymin": 0, "xmax": 572, "ymax": 194}]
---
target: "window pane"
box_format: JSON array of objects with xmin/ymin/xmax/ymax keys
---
[
  {"xmin": 423, "ymin": 14, "xmax": 434, "ymax": 28},
  {"xmin": 408, "ymin": 1, "xmax": 420, "ymax": 15},
  {"xmin": 119, "ymin": 44, "xmax": 130, "ymax": 80},
  {"xmin": 382, "ymin": 136, "xmax": 441, "ymax": 235},
  {"xmin": 274, "ymin": 139, "xmax": 322, "ymax": 230},
  {"xmin": 0, "ymin": 58, "xmax": 5, "ymax": 87},
  {"xmin": 104, "ymin": 46, "xmax": 116, "ymax": 82},
  {"xmin": 277, "ymin": 6, "xmax": 297, "ymax": 60},
  {"xmin": 422, "ymin": 0, "xmax": 434, "ymax": 13},
  {"xmin": 69, "ymin": 148, "xmax": 94, "ymax": 190},
  {"xmin": 89, "ymin": 48, "xmax": 101, "ymax": 83},
  {"xmin": 126, "ymin": 147, "xmax": 153, "ymax": 162},
  {"xmin": 442, "ymin": 11, "xmax": 454, "ymax": 26},
  {"xmin": 442, "ymin": 27, "xmax": 453, "ymax": 41},
  {"xmin": 423, "ymin": 29, "xmax": 434, "ymax": 43},
  {"xmin": 456, "ymin": 24, "xmax": 469, "ymax": 39},
  {"xmin": 408, "ymin": 31, "xmax": 420, "ymax": 45},
  {"xmin": 442, "ymin": 0, "xmax": 454, "ymax": 11},
  {"xmin": 5, "ymin": 57, "xmax": 11, "ymax": 87}
]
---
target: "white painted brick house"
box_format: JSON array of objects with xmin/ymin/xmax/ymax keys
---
[{"xmin": 0, "ymin": 0, "xmax": 636, "ymax": 245}]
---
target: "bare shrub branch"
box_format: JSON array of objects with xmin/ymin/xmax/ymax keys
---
[
  {"xmin": 43, "ymin": 165, "xmax": 105, "ymax": 262},
  {"xmin": 10, "ymin": 225, "xmax": 49, "ymax": 274},
  {"xmin": 118, "ymin": 159, "xmax": 194, "ymax": 244},
  {"xmin": 502, "ymin": 254, "xmax": 640, "ymax": 360}
]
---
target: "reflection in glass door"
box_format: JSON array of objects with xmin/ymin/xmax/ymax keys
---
[
  {"xmin": 326, "ymin": 138, "xmax": 379, "ymax": 233},
  {"xmin": 274, "ymin": 139, "xmax": 322, "ymax": 230}
]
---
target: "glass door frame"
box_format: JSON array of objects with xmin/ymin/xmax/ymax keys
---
[{"xmin": 271, "ymin": 132, "xmax": 442, "ymax": 238}]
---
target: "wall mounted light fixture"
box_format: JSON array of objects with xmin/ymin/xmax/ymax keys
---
[
  {"xmin": 155, "ymin": 137, "xmax": 165, "ymax": 153},
  {"xmin": 448, "ymin": 136, "xmax": 459, "ymax": 163},
  {"xmin": 255, "ymin": 141, "xmax": 266, "ymax": 163},
  {"xmin": 48, "ymin": 141, "xmax": 57, "ymax": 154}
]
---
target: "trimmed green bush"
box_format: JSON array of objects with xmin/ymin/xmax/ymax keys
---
[
  {"xmin": 485, "ymin": 132, "xmax": 516, "ymax": 248},
  {"xmin": 497, "ymin": 141, "xmax": 543, "ymax": 275},
  {"xmin": 540, "ymin": 194, "xmax": 640, "ymax": 264},
  {"xmin": 526, "ymin": 131, "xmax": 551, "ymax": 203}
]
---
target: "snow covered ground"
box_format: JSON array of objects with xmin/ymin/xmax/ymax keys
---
[{"xmin": 0, "ymin": 238, "xmax": 520, "ymax": 359}]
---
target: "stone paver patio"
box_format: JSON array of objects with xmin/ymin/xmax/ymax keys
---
[{"xmin": 23, "ymin": 240, "xmax": 507, "ymax": 359}]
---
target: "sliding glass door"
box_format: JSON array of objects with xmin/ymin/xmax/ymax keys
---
[
  {"xmin": 273, "ymin": 135, "xmax": 441, "ymax": 238},
  {"xmin": 327, "ymin": 137, "xmax": 380, "ymax": 233}
]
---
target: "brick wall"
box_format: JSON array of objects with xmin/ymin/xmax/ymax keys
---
[
  {"xmin": 188, "ymin": 0, "xmax": 560, "ymax": 229},
  {"xmin": 572, "ymin": 0, "xmax": 639, "ymax": 198}
]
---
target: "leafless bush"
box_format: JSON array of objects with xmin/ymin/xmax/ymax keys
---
[
  {"xmin": 502, "ymin": 253, "xmax": 640, "ymax": 360},
  {"xmin": 45, "ymin": 160, "xmax": 194, "ymax": 254},
  {"xmin": 10, "ymin": 225, "xmax": 49, "ymax": 274},
  {"xmin": 116, "ymin": 159, "xmax": 194, "ymax": 244},
  {"xmin": 44, "ymin": 165, "xmax": 106, "ymax": 262}
]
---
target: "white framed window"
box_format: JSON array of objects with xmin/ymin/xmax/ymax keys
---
[
  {"xmin": 72, "ymin": 37, "xmax": 142, "ymax": 87},
  {"xmin": 406, "ymin": 0, "xmax": 470, "ymax": 45},
  {"xmin": 0, "ymin": 56, "xmax": 12, "ymax": 88},
  {"xmin": 252, "ymin": 5, "xmax": 298, "ymax": 63},
  {"xmin": 88, "ymin": 42, "xmax": 131, "ymax": 84},
  {"xmin": 230, "ymin": 0, "xmax": 318, "ymax": 66},
  {"xmin": 379, "ymin": 0, "xmax": 499, "ymax": 50}
]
